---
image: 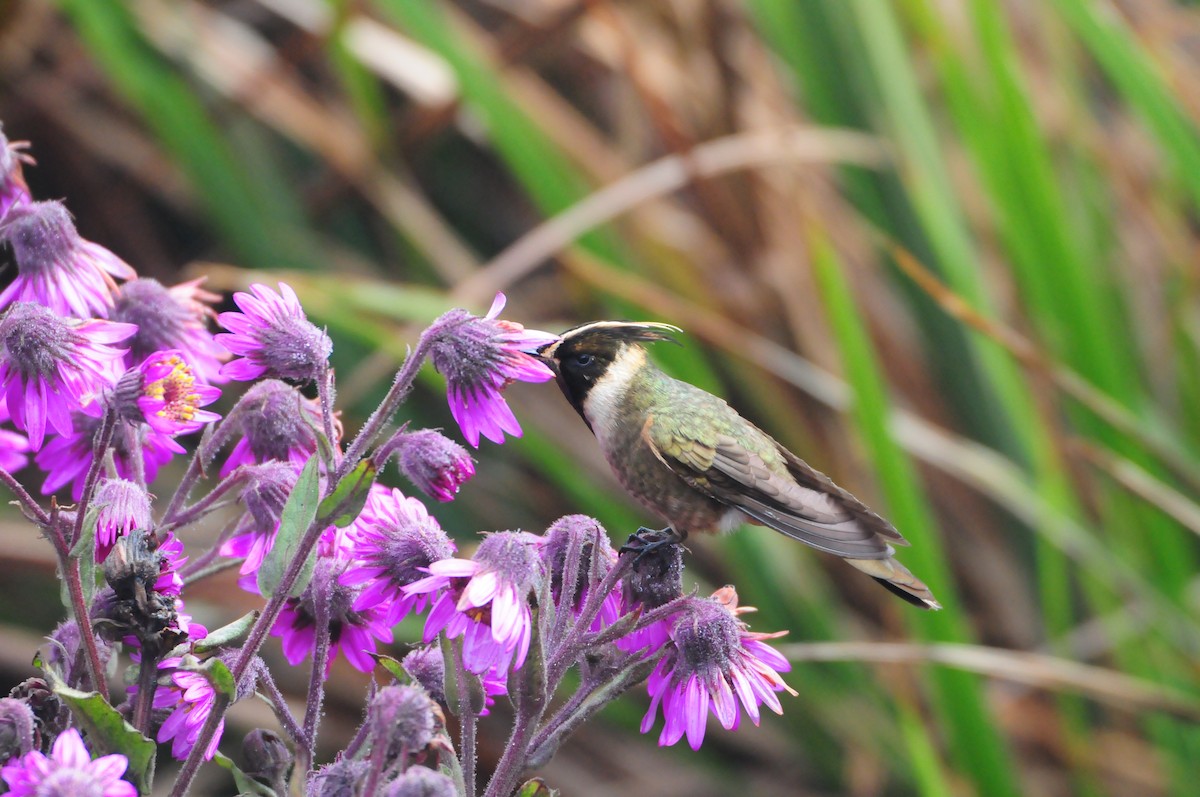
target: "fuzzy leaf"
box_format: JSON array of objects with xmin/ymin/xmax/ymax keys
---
[
  {"xmin": 258, "ymin": 455, "xmax": 320, "ymax": 598},
  {"xmin": 193, "ymin": 612, "xmax": 259, "ymax": 655},
  {"xmin": 51, "ymin": 682, "xmax": 156, "ymax": 795},
  {"xmin": 316, "ymin": 458, "xmax": 376, "ymax": 528},
  {"xmin": 369, "ymin": 652, "xmax": 409, "ymax": 684},
  {"xmin": 214, "ymin": 751, "xmax": 277, "ymax": 797}
]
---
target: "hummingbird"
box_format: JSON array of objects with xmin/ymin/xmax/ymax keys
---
[{"xmin": 536, "ymin": 321, "xmax": 940, "ymax": 609}]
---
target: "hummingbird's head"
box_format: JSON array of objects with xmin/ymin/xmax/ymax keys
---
[{"xmin": 536, "ymin": 321, "xmax": 682, "ymax": 421}]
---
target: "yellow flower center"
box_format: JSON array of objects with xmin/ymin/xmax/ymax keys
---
[{"xmin": 144, "ymin": 355, "xmax": 200, "ymax": 421}]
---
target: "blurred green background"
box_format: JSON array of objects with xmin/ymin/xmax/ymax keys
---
[{"xmin": 3, "ymin": 0, "xmax": 1200, "ymax": 795}]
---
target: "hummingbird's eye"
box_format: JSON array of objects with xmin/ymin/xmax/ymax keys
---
[{"xmin": 574, "ymin": 353, "xmax": 595, "ymax": 367}]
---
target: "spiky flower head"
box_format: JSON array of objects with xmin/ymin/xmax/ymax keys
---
[
  {"xmin": 92, "ymin": 478, "xmax": 152, "ymax": 562},
  {"xmin": 405, "ymin": 531, "xmax": 543, "ymax": 675},
  {"xmin": 108, "ymin": 350, "xmax": 220, "ymax": 436},
  {"xmin": 111, "ymin": 278, "xmax": 226, "ymax": 383},
  {"xmin": 341, "ymin": 485, "xmax": 456, "ymax": 624},
  {"xmin": 370, "ymin": 685, "xmax": 435, "ymax": 755},
  {"xmin": 382, "ymin": 428, "xmax": 475, "ymax": 502},
  {"xmin": 540, "ymin": 515, "xmax": 621, "ymax": 627},
  {"xmin": 308, "ymin": 759, "xmax": 368, "ymax": 797},
  {"xmin": 616, "ymin": 539, "xmax": 684, "ymax": 655},
  {"xmin": 385, "ymin": 766, "xmax": 457, "ymax": 797},
  {"xmin": 0, "ymin": 302, "xmax": 135, "ymax": 449},
  {"xmin": 0, "ymin": 728, "xmax": 135, "ymax": 797},
  {"xmin": 425, "ymin": 293, "xmax": 558, "ymax": 447},
  {"xmin": 219, "ymin": 379, "xmax": 328, "ymax": 477},
  {"xmin": 216, "ymin": 282, "xmax": 331, "ymax": 383},
  {"xmin": 0, "ymin": 201, "xmax": 136, "ymax": 318},
  {"xmin": 401, "ymin": 646, "xmax": 446, "ymax": 704},
  {"xmin": 640, "ymin": 587, "xmax": 795, "ymax": 750}
]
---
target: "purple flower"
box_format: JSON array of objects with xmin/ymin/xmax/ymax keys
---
[
  {"xmin": 219, "ymin": 380, "xmax": 329, "ymax": 477},
  {"xmin": 383, "ymin": 428, "xmax": 475, "ymax": 502},
  {"xmin": 0, "ymin": 727, "xmax": 135, "ymax": 797},
  {"xmin": 152, "ymin": 658, "xmax": 223, "ymax": 761},
  {"xmin": 119, "ymin": 350, "xmax": 221, "ymax": 436},
  {"xmin": 405, "ymin": 531, "xmax": 542, "ymax": 675},
  {"xmin": 640, "ymin": 587, "xmax": 796, "ymax": 750},
  {"xmin": 36, "ymin": 412, "xmax": 180, "ymax": 499},
  {"xmin": 0, "ymin": 201, "xmax": 136, "ymax": 318},
  {"xmin": 539, "ymin": 515, "xmax": 621, "ymax": 629},
  {"xmin": 0, "ymin": 125, "xmax": 31, "ymax": 222},
  {"xmin": 426, "ymin": 293, "xmax": 558, "ymax": 447},
  {"xmin": 0, "ymin": 302, "xmax": 136, "ymax": 449},
  {"xmin": 111, "ymin": 278, "xmax": 227, "ymax": 383},
  {"xmin": 92, "ymin": 478, "xmax": 152, "ymax": 562},
  {"xmin": 271, "ymin": 555, "xmax": 395, "ymax": 676},
  {"xmin": 216, "ymin": 282, "xmax": 331, "ymax": 383},
  {"xmin": 0, "ymin": 404, "xmax": 30, "ymax": 473},
  {"xmin": 341, "ymin": 485, "xmax": 456, "ymax": 624}
]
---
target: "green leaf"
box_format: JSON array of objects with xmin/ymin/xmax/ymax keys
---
[
  {"xmin": 63, "ymin": 508, "xmax": 99, "ymax": 610},
  {"xmin": 369, "ymin": 653, "xmax": 409, "ymax": 684},
  {"xmin": 214, "ymin": 751, "xmax": 277, "ymax": 797},
  {"xmin": 257, "ymin": 456, "xmax": 321, "ymax": 598},
  {"xmin": 317, "ymin": 459, "xmax": 377, "ymax": 528},
  {"xmin": 193, "ymin": 612, "xmax": 259, "ymax": 655},
  {"xmin": 516, "ymin": 778, "xmax": 558, "ymax": 797},
  {"xmin": 52, "ymin": 682, "xmax": 156, "ymax": 795},
  {"xmin": 179, "ymin": 657, "xmax": 237, "ymax": 702}
]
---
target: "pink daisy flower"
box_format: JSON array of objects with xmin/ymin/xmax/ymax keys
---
[
  {"xmin": 0, "ymin": 201, "xmax": 136, "ymax": 318},
  {"xmin": 0, "ymin": 728, "xmax": 135, "ymax": 797},
  {"xmin": 215, "ymin": 282, "xmax": 331, "ymax": 383},
  {"xmin": 341, "ymin": 485, "xmax": 456, "ymax": 624},
  {"xmin": 124, "ymin": 350, "xmax": 221, "ymax": 436},
  {"xmin": 111, "ymin": 278, "xmax": 227, "ymax": 384},
  {"xmin": 0, "ymin": 302, "xmax": 135, "ymax": 449},
  {"xmin": 405, "ymin": 531, "xmax": 543, "ymax": 675},
  {"xmin": 152, "ymin": 658, "xmax": 223, "ymax": 761},
  {"xmin": 640, "ymin": 587, "xmax": 796, "ymax": 750},
  {"xmin": 426, "ymin": 293, "xmax": 558, "ymax": 447}
]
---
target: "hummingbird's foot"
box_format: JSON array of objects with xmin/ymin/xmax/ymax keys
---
[{"xmin": 620, "ymin": 526, "xmax": 684, "ymax": 563}]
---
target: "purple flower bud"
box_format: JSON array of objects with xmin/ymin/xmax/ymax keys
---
[
  {"xmin": 241, "ymin": 729, "xmax": 292, "ymax": 793},
  {"xmin": 0, "ymin": 302, "xmax": 135, "ymax": 449},
  {"xmin": 401, "ymin": 646, "xmax": 445, "ymax": 704},
  {"xmin": 0, "ymin": 698, "xmax": 35, "ymax": 763},
  {"xmin": 308, "ymin": 758, "xmax": 367, "ymax": 797},
  {"xmin": 384, "ymin": 766, "xmax": 457, "ymax": 797},
  {"xmin": 92, "ymin": 478, "xmax": 152, "ymax": 562},
  {"xmin": 216, "ymin": 282, "xmax": 331, "ymax": 383},
  {"xmin": 0, "ymin": 124, "xmax": 31, "ymax": 222},
  {"xmin": 541, "ymin": 515, "xmax": 616, "ymax": 612},
  {"xmin": 0, "ymin": 201, "xmax": 136, "ymax": 318},
  {"xmin": 370, "ymin": 685, "xmax": 435, "ymax": 755},
  {"xmin": 111, "ymin": 278, "xmax": 227, "ymax": 384},
  {"xmin": 383, "ymin": 428, "xmax": 475, "ymax": 503},
  {"xmin": 425, "ymin": 293, "xmax": 558, "ymax": 447},
  {"xmin": 242, "ymin": 462, "xmax": 299, "ymax": 531},
  {"xmin": 220, "ymin": 380, "xmax": 327, "ymax": 477},
  {"xmin": 43, "ymin": 622, "xmax": 113, "ymax": 697}
]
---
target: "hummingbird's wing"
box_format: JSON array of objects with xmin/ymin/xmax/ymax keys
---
[{"xmin": 644, "ymin": 414, "xmax": 904, "ymax": 560}]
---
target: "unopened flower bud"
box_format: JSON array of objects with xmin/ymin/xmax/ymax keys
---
[
  {"xmin": 0, "ymin": 697, "xmax": 35, "ymax": 763},
  {"xmin": 307, "ymin": 758, "xmax": 367, "ymax": 797},
  {"xmin": 92, "ymin": 478, "xmax": 152, "ymax": 562},
  {"xmin": 384, "ymin": 766, "xmax": 457, "ymax": 797},
  {"xmin": 220, "ymin": 380, "xmax": 327, "ymax": 476},
  {"xmin": 401, "ymin": 646, "xmax": 445, "ymax": 704},
  {"xmin": 8, "ymin": 678, "xmax": 69, "ymax": 752},
  {"xmin": 241, "ymin": 462, "xmax": 299, "ymax": 531},
  {"xmin": 371, "ymin": 685, "xmax": 435, "ymax": 755},
  {"xmin": 541, "ymin": 515, "xmax": 615, "ymax": 611},
  {"xmin": 383, "ymin": 428, "xmax": 475, "ymax": 502},
  {"xmin": 242, "ymin": 729, "xmax": 293, "ymax": 794}
]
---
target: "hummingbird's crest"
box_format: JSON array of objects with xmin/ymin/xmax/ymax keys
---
[{"xmin": 538, "ymin": 321, "xmax": 683, "ymax": 360}]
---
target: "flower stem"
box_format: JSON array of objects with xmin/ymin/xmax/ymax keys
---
[
  {"xmin": 132, "ymin": 653, "xmax": 158, "ymax": 734},
  {"xmin": 336, "ymin": 333, "xmax": 433, "ymax": 481},
  {"xmin": 0, "ymin": 466, "xmax": 49, "ymax": 525},
  {"xmin": 317, "ymin": 362, "xmax": 340, "ymax": 467},
  {"xmin": 71, "ymin": 411, "xmax": 115, "ymax": 547},
  {"xmin": 446, "ymin": 637, "xmax": 477, "ymax": 797},
  {"xmin": 252, "ymin": 659, "xmax": 306, "ymax": 748},
  {"xmin": 300, "ymin": 566, "xmax": 333, "ymax": 772},
  {"xmin": 43, "ymin": 505, "xmax": 106, "ymax": 696}
]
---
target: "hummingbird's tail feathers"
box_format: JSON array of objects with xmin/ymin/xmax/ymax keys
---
[{"xmin": 846, "ymin": 556, "xmax": 941, "ymax": 610}]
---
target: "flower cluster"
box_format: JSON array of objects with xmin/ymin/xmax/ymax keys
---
[{"xmin": 0, "ymin": 120, "xmax": 799, "ymax": 797}]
